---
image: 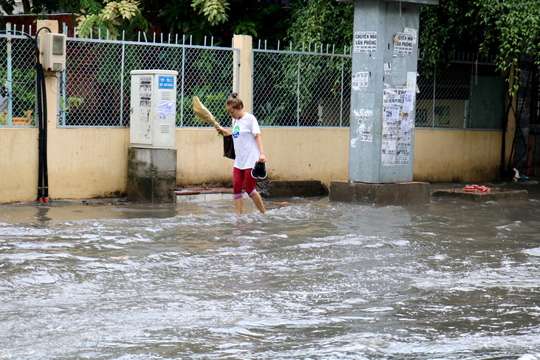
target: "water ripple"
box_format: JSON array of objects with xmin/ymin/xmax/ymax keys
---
[{"xmin": 0, "ymin": 198, "xmax": 539, "ymax": 359}]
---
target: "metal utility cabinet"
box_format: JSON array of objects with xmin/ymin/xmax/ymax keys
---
[
  {"xmin": 128, "ymin": 70, "xmax": 178, "ymax": 204},
  {"xmin": 130, "ymin": 70, "xmax": 178, "ymax": 149}
]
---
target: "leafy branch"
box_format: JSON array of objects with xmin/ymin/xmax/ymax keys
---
[
  {"xmin": 469, "ymin": 0, "xmax": 540, "ymax": 96},
  {"xmin": 76, "ymin": 0, "xmax": 149, "ymax": 40},
  {"xmin": 191, "ymin": 0, "xmax": 230, "ymax": 26},
  {"xmin": 420, "ymin": 0, "xmax": 540, "ymax": 97}
]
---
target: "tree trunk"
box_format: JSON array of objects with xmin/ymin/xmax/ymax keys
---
[{"xmin": 22, "ymin": 0, "xmax": 31, "ymax": 13}]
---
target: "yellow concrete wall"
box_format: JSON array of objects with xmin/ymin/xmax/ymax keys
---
[
  {"xmin": 262, "ymin": 128, "xmax": 350, "ymax": 184},
  {"xmin": 175, "ymin": 127, "xmax": 350, "ymax": 187},
  {"xmin": 0, "ymin": 19, "xmax": 130, "ymax": 203},
  {"xmin": 48, "ymin": 128, "xmax": 130, "ymax": 199},
  {"xmin": 1, "ymin": 124, "xmax": 508, "ymax": 203},
  {"xmin": 175, "ymin": 128, "xmax": 232, "ymax": 185},
  {"xmin": 0, "ymin": 128, "xmax": 129, "ymax": 203},
  {"xmin": 413, "ymin": 129, "xmax": 502, "ymax": 182},
  {"xmin": 0, "ymin": 129, "xmax": 39, "ymax": 203},
  {"xmin": 0, "ymin": 126, "xmax": 507, "ymax": 203}
]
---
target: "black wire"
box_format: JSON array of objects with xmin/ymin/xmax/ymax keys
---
[
  {"xmin": 501, "ymin": 87, "xmax": 514, "ymax": 178},
  {"xmin": 33, "ymin": 27, "xmax": 51, "ymax": 202},
  {"xmin": 0, "ymin": 29, "xmax": 34, "ymax": 41},
  {"xmin": 509, "ymin": 68, "xmax": 533, "ymax": 171},
  {"xmin": 40, "ymin": 63, "xmax": 48, "ymax": 199},
  {"xmin": 500, "ymin": 60, "xmax": 533, "ymax": 179},
  {"xmin": 34, "ymin": 27, "xmax": 52, "ymax": 61},
  {"xmin": 36, "ymin": 62, "xmax": 43, "ymax": 201}
]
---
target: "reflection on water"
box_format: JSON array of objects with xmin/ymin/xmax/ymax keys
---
[{"xmin": 0, "ymin": 189, "xmax": 539, "ymax": 359}]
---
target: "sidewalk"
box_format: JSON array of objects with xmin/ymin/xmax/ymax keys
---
[
  {"xmin": 175, "ymin": 180, "xmax": 329, "ymax": 203},
  {"xmin": 429, "ymin": 179, "xmax": 540, "ymax": 201},
  {"xmin": 175, "ymin": 179, "xmax": 540, "ymax": 204},
  {"xmin": 176, "ymin": 186, "xmax": 234, "ymax": 203}
]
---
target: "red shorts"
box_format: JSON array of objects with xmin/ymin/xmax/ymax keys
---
[{"xmin": 233, "ymin": 167, "xmax": 257, "ymax": 199}]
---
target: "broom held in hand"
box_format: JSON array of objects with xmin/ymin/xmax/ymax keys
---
[{"xmin": 193, "ymin": 96, "xmax": 220, "ymax": 128}]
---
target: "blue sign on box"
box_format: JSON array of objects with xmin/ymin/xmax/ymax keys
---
[{"xmin": 158, "ymin": 76, "xmax": 174, "ymax": 89}]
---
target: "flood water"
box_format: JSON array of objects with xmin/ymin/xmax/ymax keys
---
[{"xmin": 1, "ymin": 183, "xmax": 539, "ymax": 359}]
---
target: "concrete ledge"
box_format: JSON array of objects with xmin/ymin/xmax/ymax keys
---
[
  {"xmin": 256, "ymin": 180, "xmax": 329, "ymax": 198},
  {"xmin": 127, "ymin": 148, "xmax": 177, "ymax": 204},
  {"xmin": 432, "ymin": 187, "xmax": 529, "ymax": 202},
  {"xmin": 330, "ymin": 181, "xmax": 430, "ymax": 206},
  {"xmin": 175, "ymin": 180, "xmax": 329, "ymax": 202},
  {"xmin": 177, "ymin": 192, "xmax": 236, "ymax": 203},
  {"xmin": 176, "ymin": 187, "xmax": 236, "ymax": 203}
]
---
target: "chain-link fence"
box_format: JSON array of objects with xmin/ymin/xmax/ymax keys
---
[
  {"xmin": 0, "ymin": 26, "xmax": 36, "ymax": 127},
  {"xmin": 253, "ymin": 47, "xmax": 352, "ymax": 127},
  {"xmin": 1, "ymin": 23, "xmax": 507, "ymax": 131},
  {"xmin": 60, "ymin": 35, "xmax": 238, "ymax": 127},
  {"xmin": 416, "ymin": 58, "xmax": 506, "ymax": 129},
  {"xmin": 253, "ymin": 48, "xmax": 506, "ymax": 130}
]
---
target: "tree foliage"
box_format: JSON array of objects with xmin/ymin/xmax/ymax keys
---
[
  {"xmin": 286, "ymin": 0, "xmax": 353, "ymax": 52},
  {"xmin": 470, "ymin": 0, "xmax": 540, "ymax": 95},
  {"xmin": 0, "ymin": 0, "xmax": 73, "ymax": 14},
  {"xmin": 420, "ymin": 0, "xmax": 540, "ymax": 95},
  {"xmin": 76, "ymin": 0, "xmax": 149, "ymax": 40},
  {"xmin": 149, "ymin": 0, "xmax": 287, "ymax": 46},
  {"xmin": 419, "ymin": 0, "xmax": 483, "ymax": 74},
  {"xmin": 191, "ymin": 0, "xmax": 229, "ymax": 26},
  {"xmin": 0, "ymin": 0, "xmax": 16, "ymax": 13}
]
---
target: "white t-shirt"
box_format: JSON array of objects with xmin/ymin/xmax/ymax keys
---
[{"xmin": 231, "ymin": 113, "xmax": 261, "ymax": 170}]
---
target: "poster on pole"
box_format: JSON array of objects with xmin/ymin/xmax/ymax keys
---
[
  {"xmin": 354, "ymin": 31, "xmax": 377, "ymax": 53},
  {"xmin": 402, "ymin": 89, "xmax": 415, "ymax": 112},
  {"xmin": 393, "ymin": 32, "xmax": 415, "ymax": 56},
  {"xmin": 352, "ymin": 72, "xmax": 369, "ymax": 90},
  {"xmin": 381, "ymin": 106, "xmax": 399, "ymax": 166},
  {"xmin": 381, "ymin": 88, "xmax": 414, "ymax": 166},
  {"xmin": 397, "ymin": 111, "xmax": 412, "ymax": 165},
  {"xmin": 353, "ymin": 108, "xmax": 374, "ymax": 142},
  {"xmin": 406, "ymin": 72, "xmax": 417, "ymax": 90}
]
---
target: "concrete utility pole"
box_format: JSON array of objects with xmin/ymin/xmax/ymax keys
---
[{"xmin": 331, "ymin": 0, "xmax": 438, "ymax": 205}]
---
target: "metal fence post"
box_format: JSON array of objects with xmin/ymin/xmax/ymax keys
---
[
  {"xmin": 180, "ymin": 36, "xmax": 186, "ymax": 127},
  {"xmin": 120, "ymin": 31, "xmax": 126, "ymax": 126},
  {"xmin": 6, "ymin": 23, "xmax": 12, "ymax": 126},
  {"xmin": 467, "ymin": 63, "xmax": 473, "ymax": 129},
  {"xmin": 432, "ymin": 62, "xmax": 436, "ymax": 128},
  {"xmin": 61, "ymin": 23, "xmax": 67, "ymax": 126},
  {"xmin": 340, "ymin": 56, "xmax": 345, "ymax": 127},
  {"xmin": 250, "ymin": 47, "xmax": 254, "ymax": 108},
  {"xmin": 297, "ymin": 48, "xmax": 302, "ymax": 127}
]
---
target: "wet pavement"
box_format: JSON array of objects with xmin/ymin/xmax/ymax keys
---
[{"xmin": 0, "ymin": 180, "xmax": 539, "ymax": 359}]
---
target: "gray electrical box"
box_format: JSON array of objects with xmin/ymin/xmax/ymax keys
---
[
  {"xmin": 130, "ymin": 70, "xmax": 178, "ymax": 149},
  {"xmin": 39, "ymin": 33, "xmax": 66, "ymax": 72}
]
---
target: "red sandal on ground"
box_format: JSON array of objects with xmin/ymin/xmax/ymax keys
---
[{"xmin": 462, "ymin": 184, "xmax": 491, "ymax": 192}]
